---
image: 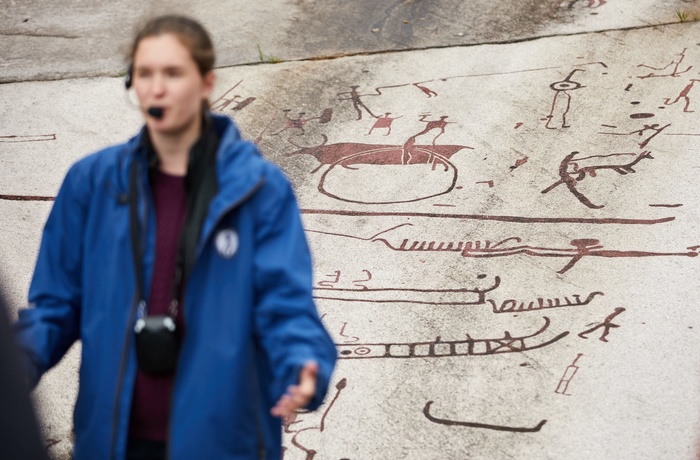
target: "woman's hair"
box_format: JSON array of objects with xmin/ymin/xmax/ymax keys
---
[{"xmin": 128, "ymin": 15, "xmax": 216, "ymax": 110}]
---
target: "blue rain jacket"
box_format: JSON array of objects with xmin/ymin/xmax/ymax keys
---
[{"xmin": 14, "ymin": 113, "xmax": 337, "ymax": 459}]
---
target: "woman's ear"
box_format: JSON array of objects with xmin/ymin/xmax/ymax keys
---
[{"xmin": 202, "ymin": 71, "xmax": 216, "ymax": 99}]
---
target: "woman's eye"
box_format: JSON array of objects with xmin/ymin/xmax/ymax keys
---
[
  {"xmin": 136, "ymin": 70, "xmax": 151, "ymax": 78},
  {"xmin": 166, "ymin": 69, "xmax": 182, "ymax": 78}
]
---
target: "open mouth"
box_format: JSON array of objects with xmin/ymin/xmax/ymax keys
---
[{"xmin": 147, "ymin": 107, "xmax": 165, "ymax": 119}]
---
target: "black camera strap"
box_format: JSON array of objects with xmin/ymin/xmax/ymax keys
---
[
  {"xmin": 129, "ymin": 155, "xmax": 183, "ymax": 319},
  {"xmin": 129, "ymin": 157, "xmax": 151, "ymax": 317}
]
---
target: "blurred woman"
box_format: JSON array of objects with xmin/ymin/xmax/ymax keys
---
[{"xmin": 14, "ymin": 15, "xmax": 336, "ymax": 460}]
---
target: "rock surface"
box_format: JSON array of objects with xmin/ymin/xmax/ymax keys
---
[{"xmin": 2, "ymin": 1, "xmax": 700, "ymax": 459}]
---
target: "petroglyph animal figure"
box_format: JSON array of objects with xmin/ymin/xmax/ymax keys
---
[
  {"xmin": 287, "ymin": 135, "xmax": 469, "ymax": 173},
  {"xmin": 637, "ymin": 48, "xmax": 692, "ymax": 79},
  {"xmin": 598, "ymin": 124, "xmax": 670, "ymax": 149},
  {"xmin": 541, "ymin": 150, "xmax": 653, "ymax": 209}
]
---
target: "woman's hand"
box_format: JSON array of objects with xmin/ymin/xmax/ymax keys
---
[{"xmin": 270, "ymin": 361, "xmax": 318, "ymax": 418}]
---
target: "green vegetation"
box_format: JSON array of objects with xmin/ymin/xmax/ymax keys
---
[
  {"xmin": 257, "ymin": 45, "xmax": 282, "ymax": 64},
  {"xmin": 676, "ymin": 9, "xmax": 700, "ymax": 22}
]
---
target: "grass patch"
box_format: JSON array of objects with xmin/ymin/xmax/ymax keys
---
[{"xmin": 257, "ymin": 45, "xmax": 283, "ymax": 64}]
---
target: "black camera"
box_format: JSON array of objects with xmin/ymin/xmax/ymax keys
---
[{"xmin": 134, "ymin": 315, "xmax": 179, "ymax": 375}]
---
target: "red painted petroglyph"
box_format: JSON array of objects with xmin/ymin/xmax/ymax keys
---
[
  {"xmin": 310, "ymin": 263, "xmax": 500, "ymax": 305},
  {"xmin": 556, "ymin": 0, "xmax": 607, "ymax": 8},
  {"xmin": 424, "ymin": 401, "xmax": 547, "ymax": 432},
  {"xmin": 637, "ymin": 49, "xmax": 692, "ymax": 79},
  {"xmin": 301, "ymin": 209, "xmax": 675, "ymax": 225},
  {"xmin": 541, "ymin": 150, "xmax": 653, "ymax": 209},
  {"xmin": 272, "ymin": 108, "xmax": 333, "ymax": 136},
  {"xmin": 288, "ymin": 135, "xmax": 471, "ymax": 204},
  {"xmin": 663, "ymin": 79, "xmax": 700, "ymax": 113},
  {"xmin": 0, "ymin": 195, "xmax": 55, "ymax": 202},
  {"xmin": 211, "ymin": 80, "xmax": 256, "ymax": 112},
  {"xmin": 283, "ymin": 378, "xmax": 348, "ymax": 459},
  {"xmin": 578, "ymin": 307, "xmax": 626, "ymax": 342},
  {"xmin": 366, "ymin": 113, "xmax": 403, "ymax": 136},
  {"xmin": 555, "ymin": 354, "xmax": 583, "ymax": 396},
  {"xmin": 489, "ymin": 291, "xmax": 604, "ymax": 314},
  {"xmin": 308, "ymin": 225, "xmax": 697, "ymax": 273},
  {"xmin": 543, "ymin": 69, "xmax": 586, "ymax": 129},
  {"xmin": 597, "ymin": 123, "xmax": 670, "ymax": 149},
  {"xmin": 337, "ymin": 317, "xmax": 568, "ymax": 360}
]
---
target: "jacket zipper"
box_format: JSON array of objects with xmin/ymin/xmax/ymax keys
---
[
  {"xmin": 165, "ymin": 177, "xmax": 265, "ymax": 460},
  {"xmin": 110, "ymin": 159, "xmax": 150, "ymax": 460}
]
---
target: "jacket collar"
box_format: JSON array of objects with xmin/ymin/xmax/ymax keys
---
[
  {"xmin": 207, "ymin": 113, "xmax": 266, "ymax": 218},
  {"xmin": 126, "ymin": 114, "xmax": 266, "ymax": 251},
  {"xmin": 127, "ymin": 113, "xmax": 265, "ymax": 211},
  {"xmin": 200, "ymin": 113, "xmax": 266, "ymax": 253}
]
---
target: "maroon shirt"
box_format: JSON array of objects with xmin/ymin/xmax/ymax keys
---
[{"xmin": 129, "ymin": 170, "xmax": 187, "ymax": 441}]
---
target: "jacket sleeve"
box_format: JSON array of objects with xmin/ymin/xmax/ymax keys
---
[
  {"xmin": 252, "ymin": 167, "xmax": 337, "ymax": 410},
  {"xmin": 13, "ymin": 163, "xmax": 89, "ymax": 388}
]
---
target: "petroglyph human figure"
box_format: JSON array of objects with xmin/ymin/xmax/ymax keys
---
[
  {"xmin": 337, "ymin": 85, "xmax": 378, "ymax": 120},
  {"xmin": 458, "ymin": 236, "xmax": 697, "ymax": 274},
  {"xmin": 212, "ymin": 94, "xmax": 255, "ymax": 112},
  {"xmin": 272, "ymin": 110, "xmax": 310, "ymax": 135},
  {"xmin": 578, "ymin": 307, "xmax": 626, "ymax": 342},
  {"xmin": 558, "ymin": 239, "xmax": 604, "ymax": 273},
  {"xmin": 210, "ymin": 80, "xmax": 256, "ymax": 112},
  {"xmin": 272, "ymin": 108, "xmax": 333, "ymax": 136},
  {"xmin": 663, "ymin": 79, "xmax": 700, "ymax": 113},
  {"xmin": 417, "ymin": 114, "xmax": 453, "ymax": 145},
  {"xmin": 544, "ymin": 69, "xmax": 585, "ymax": 129},
  {"xmin": 366, "ymin": 112, "xmax": 402, "ymax": 136},
  {"xmin": 637, "ymin": 48, "xmax": 692, "ymax": 79},
  {"xmin": 413, "ymin": 82, "xmax": 438, "ymax": 97},
  {"xmin": 401, "ymin": 114, "xmax": 455, "ymax": 165}
]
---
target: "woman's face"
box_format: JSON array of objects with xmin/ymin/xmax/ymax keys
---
[{"xmin": 132, "ymin": 33, "xmax": 214, "ymax": 136}]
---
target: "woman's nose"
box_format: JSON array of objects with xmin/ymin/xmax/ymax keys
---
[{"xmin": 151, "ymin": 74, "xmax": 166, "ymax": 95}]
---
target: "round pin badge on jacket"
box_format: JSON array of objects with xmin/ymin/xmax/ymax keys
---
[{"xmin": 215, "ymin": 229, "xmax": 239, "ymax": 259}]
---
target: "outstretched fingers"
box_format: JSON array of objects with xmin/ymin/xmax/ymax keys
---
[{"xmin": 271, "ymin": 361, "xmax": 318, "ymax": 418}]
